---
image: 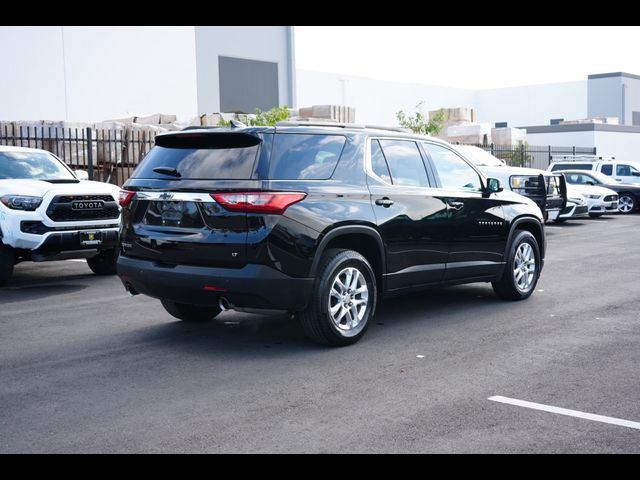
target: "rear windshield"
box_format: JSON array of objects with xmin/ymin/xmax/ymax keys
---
[
  {"xmin": 132, "ymin": 133, "xmax": 260, "ymax": 180},
  {"xmin": 268, "ymin": 133, "xmax": 346, "ymax": 180}
]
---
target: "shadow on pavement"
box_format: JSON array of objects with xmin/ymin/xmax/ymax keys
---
[{"xmin": 120, "ymin": 283, "xmax": 505, "ymax": 357}]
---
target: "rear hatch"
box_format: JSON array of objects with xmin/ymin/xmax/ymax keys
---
[{"xmin": 120, "ymin": 131, "xmax": 264, "ymax": 268}]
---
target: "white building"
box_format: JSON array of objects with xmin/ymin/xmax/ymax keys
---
[
  {"xmin": 297, "ymin": 69, "xmax": 587, "ymax": 128},
  {"xmin": 298, "ymin": 70, "xmax": 640, "ymax": 159},
  {"xmin": 2, "ymin": 26, "xmax": 639, "ymax": 160},
  {"xmin": 0, "ymin": 26, "xmax": 295, "ymax": 122}
]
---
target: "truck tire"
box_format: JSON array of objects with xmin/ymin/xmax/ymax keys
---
[
  {"xmin": 87, "ymin": 248, "xmax": 118, "ymax": 275},
  {"xmin": 0, "ymin": 244, "xmax": 15, "ymax": 286}
]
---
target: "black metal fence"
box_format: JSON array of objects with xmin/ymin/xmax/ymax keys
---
[
  {"xmin": 0, "ymin": 125, "xmax": 157, "ymax": 186},
  {"xmin": 1, "ymin": 124, "xmax": 598, "ymax": 184},
  {"xmin": 468, "ymin": 143, "xmax": 597, "ymax": 170}
]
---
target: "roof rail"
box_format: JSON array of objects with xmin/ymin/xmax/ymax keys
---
[
  {"xmin": 276, "ymin": 121, "xmax": 410, "ymax": 133},
  {"xmin": 181, "ymin": 125, "xmax": 222, "ymax": 131},
  {"xmin": 276, "ymin": 121, "xmax": 364, "ymax": 129}
]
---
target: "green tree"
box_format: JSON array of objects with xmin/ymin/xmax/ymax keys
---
[
  {"xmin": 509, "ymin": 142, "xmax": 531, "ymax": 168},
  {"xmin": 396, "ymin": 102, "xmax": 445, "ymax": 135},
  {"xmin": 218, "ymin": 105, "xmax": 291, "ymax": 127},
  {"xmin": 252, "ymin": 105, "xmax": 291, "ymax": 126}
]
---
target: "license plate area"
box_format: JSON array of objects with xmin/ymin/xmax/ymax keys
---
[
  {"xmin": 80, "ymin": 231, "xmax": 103, "ymax": 246},
  {"xmin": 142, "ymin": 201, "xmax": 205, "ymax": 228}
]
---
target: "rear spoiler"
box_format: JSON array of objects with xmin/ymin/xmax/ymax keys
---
[{"xmin": 155, "ymin": 131, "xmax": 261, "ymax": 149}]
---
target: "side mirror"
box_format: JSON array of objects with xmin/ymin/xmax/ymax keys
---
[
  {"xmin": 632, "ymin": 171, "xmax": 640, "ymax": 177},
  {"xmin": 74, "ymin": 170, "xmax": 89, "ymax": 181},
  {"xmin": 586, "ymin": 181, "xmax": 595, "ymax": 185},
  {"xmin": 485, "ymin": 177, "xmax": 503, "ymax": 194}
]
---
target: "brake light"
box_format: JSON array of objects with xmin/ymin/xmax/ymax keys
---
[
  {"xmin": 211, "ymin": 192, "xmax": 306, "ymax": 215},
  {"xmin": 118, "ymin": 190, "xmax": 136, "ymax": 207},
  {"xmin": 203, "ymin": 285, "xmax": 227, "ymax": 292}
]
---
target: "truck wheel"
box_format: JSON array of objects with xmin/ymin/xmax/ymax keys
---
[
  {"xmin": 300, "ymin": 249, "xmax": 377, "ymax": 346},
  {"xmin": 492, "ymin": 230, "xmax": 540, "ymax": 300},
  {"xmin": 87, "ymin": 248, "xmax": 118, "ymax": 275},
  {"xmin": 0, "ymin": 244, "xmax": 15, "ymax": 286},
  {"xmin": 160, "ymin": 299, "xmax": 221, "ymax": 322}
]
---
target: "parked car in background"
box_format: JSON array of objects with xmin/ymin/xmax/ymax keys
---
[
  {"xmin": 560, "ymin": 169, "xmax": 640, "ymax": 214},
  {"xmin": 555, "ymin": 175, "xmax": 618, "ymax": 217},
  {"xmin": 549, "ymin": 158, "xmax": 640, "ymax": 185},
  {"xmin": 0, "ymin": 146, "xmax": 121, "ymax": 285},
  {"xmin": 554, "ymin": 187, "xmax": 589, "ymax": 223},
  {"xmin": 118, "ymin": 125, "xmax": 547, "ymax": 346},
  {"xmin": 454, "ymin": 145, "xmax": 567, "ymax": 221}
]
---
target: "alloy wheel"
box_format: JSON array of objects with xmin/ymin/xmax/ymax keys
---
[
  {"xmin": 513, "ymin": 243, "xmax": 536, "ymax": 292},
  {"xmin": 328, "ymin": 267, "xmax": 369, "ymax": 333}
]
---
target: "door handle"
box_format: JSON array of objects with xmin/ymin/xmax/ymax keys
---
[
  {"xmin": 375, "ymin": 197, "xmax": 394, "ymax": 207},
  {"xmin": 447, "ymin": 200, "xmax": 465, "ymax": 210}
]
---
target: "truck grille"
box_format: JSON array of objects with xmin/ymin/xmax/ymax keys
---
[{"xmin": 46, "ymin": 195, "xmax": 120, "ymax": 222}]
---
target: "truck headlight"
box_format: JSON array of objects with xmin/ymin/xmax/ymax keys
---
[
  {"xmin": 0, "ymin": 195, "xmax": 43, "ymax": 211},
  {"xmin": 586, "ymin": 194, "xmax": 601, "ymax": 199}
]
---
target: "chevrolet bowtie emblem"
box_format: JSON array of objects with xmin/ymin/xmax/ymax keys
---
[{"xmin": 159, "ymin": 193, "xmax": 173, "ymax": 200}]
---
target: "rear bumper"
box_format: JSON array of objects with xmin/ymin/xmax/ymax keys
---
[{"xmin": 117, "ymin": 255, "xmax": 314, "ymax": 310}]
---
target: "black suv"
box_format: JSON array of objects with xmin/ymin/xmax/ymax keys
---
[{"xmin": 117, "ymin": 124, "xmax": 545, "ymax": 346}]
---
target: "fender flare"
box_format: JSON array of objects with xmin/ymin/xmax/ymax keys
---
[
  {"xmin": 310, "ymin": 225, "xmax": 386, "ymax": 277},
  {"xmin": 506, "ymin": 216, "xmax": 545, "ymax": 259}
]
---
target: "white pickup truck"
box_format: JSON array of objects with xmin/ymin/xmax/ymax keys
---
[{"xmin": 0, "ymin": 146, "xmax": 121, "ymax": 285}]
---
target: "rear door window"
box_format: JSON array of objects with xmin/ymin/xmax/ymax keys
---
[
  {"xmin": 370, "ymin": 140, "xmax": 392, "ymax": 183},
  {"xmin": 269, "ymin": 134, "xmax": 346, "ymax": 180},
  {"xmin": 551, "ymin": 163, "xmax": 593, "ymax": 171},
  {"xmin": 378, "ymin": 140, "xmax": 430, "ymax": 187}
]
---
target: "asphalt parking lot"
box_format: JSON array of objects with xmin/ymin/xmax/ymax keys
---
[{"xmin": 1, "ymin": 215, "xmax": 639, "ymax": 453}]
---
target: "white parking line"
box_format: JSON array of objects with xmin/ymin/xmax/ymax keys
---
[
  {"xmin": 67, "ymin": 259, "xmax": 87, "ymax": 262},
  {"xmin": 488, "ymin": 396, "xmax": 640, "ymax": 431}
]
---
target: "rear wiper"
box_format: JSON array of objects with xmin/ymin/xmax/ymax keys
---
[{"xmin": 153, "ymin": 166, "xmax": 182, "ymax": 178}]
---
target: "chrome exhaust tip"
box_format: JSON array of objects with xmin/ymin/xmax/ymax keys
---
[
  {"xmin": 124, "ymin": 283, "xmax": 139, "ymax": 297},
  {"xmin": 219, "ymin": 297, "xmax": 232, "ymax": 311}
]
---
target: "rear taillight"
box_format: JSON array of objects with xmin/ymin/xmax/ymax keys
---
[
  {"xmin": 119, "ymin": 190, "xmax": 136, "ymax": 207},
  {"xmin": 211, "ymin": 192, "xmax": 306, "ymax": 215}
]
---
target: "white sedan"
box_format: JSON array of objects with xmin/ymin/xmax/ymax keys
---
[{"xmin": 563, "ymin": 182, "xmax": 618, "ymax": 217}]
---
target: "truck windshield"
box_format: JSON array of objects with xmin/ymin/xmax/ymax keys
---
[{"xmin": 0, "ymin": 151, "xmax": 77, "ymax": 181}]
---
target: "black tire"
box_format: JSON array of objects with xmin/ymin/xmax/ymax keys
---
[
  {"xmin": 589, "ymin": 212, "xmax": 604, "ymax": 218},
  {"xmin": 160, "ymin": 299, "xmax": 221, "ymax": 322},
  {"xmin": 492, "ymin": 230, "xmax": 541, "ymax": 301},
  {"xmin": 86, "ymin": 248, "xmax": 118, "ymax": 275},
  {"xmin": 553, "ymin": 217, "xmax": 567, "ymax": 224},
  {"xmin": 300, "ymin": 249, "xmax": 377, "ymax": 346},
  {"xmin": 617, "ymin": 193, "xmax": 637, "ymax": 214},
  {"xmin": 0, "ymin": 244, "xmax": 15, "ymax": 286}
]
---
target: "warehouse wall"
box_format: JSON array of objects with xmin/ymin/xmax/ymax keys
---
[
  {"xmin": 296, "ymin": 70, "xmax": 475, "ymax": 126},
  {"xmin": 0, "ymin": 26, "xmax": 197, "ymax": 122},
  {"xmin": 194, "ymin": 26, "xmax": 294, "ymax": 114}
]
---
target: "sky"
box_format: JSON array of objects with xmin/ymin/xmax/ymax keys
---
[{"xmin": 295, "ymin": 26, "xmax": 640, "ymax": 90}]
